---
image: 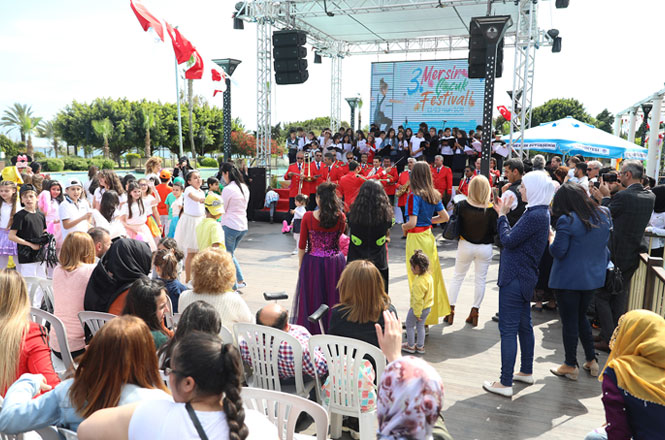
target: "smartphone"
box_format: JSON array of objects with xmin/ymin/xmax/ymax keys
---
[
  {"xmin": 594, "ymin": 181, "xmax": 601, "ymax": 189},
  {"xmin": 492, "ymin": 187, "xmax": 501, "ymax": 201}
]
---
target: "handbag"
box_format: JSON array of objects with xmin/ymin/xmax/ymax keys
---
[
  {"xmin": 604, "ymin": 228, "xmax": 623, "ymax": 296},
  {"xmin": 443, "ymin": 203, "xmax": 460, "ymax": 241}
]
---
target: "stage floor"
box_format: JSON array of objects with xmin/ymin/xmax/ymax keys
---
[{"xmin": 235, "ymin": 221, "xmax": 607, "ymax": 440}]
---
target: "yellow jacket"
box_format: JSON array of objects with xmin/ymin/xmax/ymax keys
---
[{"xmin": 410, "ymin": 272, "xmax": 434, "ymax": 317}]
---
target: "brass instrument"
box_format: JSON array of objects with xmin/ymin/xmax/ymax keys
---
[{"xmin": 396, "ymin": 180, "xmax": 410, "ymax": 197}]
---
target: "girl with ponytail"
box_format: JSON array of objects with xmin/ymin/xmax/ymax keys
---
[{"xmin": 78, "ymin": 332, "xmax": 277, "ymax": 440}]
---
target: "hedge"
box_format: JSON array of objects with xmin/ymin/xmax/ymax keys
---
[
  {"xmin": 198, "ymin": 157, "xmax": 218, "ymax": 167},
  {"xmin": 62, "ymin": 156, "xmax": 89, "ymax": 171},
  {"xmin": 40, "ymin": 158, "xmax": 64, "ymax": 172},
  {"xmin": 88, "ymin": 158, "xmax": 116, "ymax": 170},
  {"xmin": 125, "ymin": 153, "xmax": 141, "ymax": 162}
]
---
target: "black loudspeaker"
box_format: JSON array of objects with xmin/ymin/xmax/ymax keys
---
[
  {"xmin": 247, "ymin": 167, "xmax": 266, "ymax": 212},
  {"xmin": 467, "ymin": 21, "xmax": 504, "ymax": 79},
  {"xmin": 555, "ymin": 0, "xmax": 570, "ymax": 8},
  {"xmin": 273, "ymin": 29, "xmax": 308, "ymax": 85}
]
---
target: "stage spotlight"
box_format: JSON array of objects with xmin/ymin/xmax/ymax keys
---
[
  {"xmin": 233, "ymin": 15, "xmax": 244, "ymax": 30},
  {"xmin": 555, "ymin": 0, "xmax": 569, "ymax": 8},
  {"xmin": 552, "ymin": 37, "xmax": 562, "ymax": 53},
  {"xmin": 314, "ymin": 52, "xmax": 322, "ymax": 64},
  {"xmin": 547, "ymin": 29, "xmax": 559, "ymax": 39}
]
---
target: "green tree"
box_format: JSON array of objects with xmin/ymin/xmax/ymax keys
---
[
  {"xmin": 91, "ymin": 118, "xmax": 114, "ymax": 159},
  {"xmin": 37, "ymin": 120, "xmax": 62, "ymax": 158},
  {"xmin": 0, "ymin": 134, "xmax": 20, "ymax": 158},
  {"xmin": 595, "ymin": 109, "xmax": 614, "ymax": 134},
  {"xmin": 530, "ymin": 98, "xmax": 596, "ymax": 128},
  {"xmin": 0, "ymin": 103, "xmax": 42, "ymax": 156}
]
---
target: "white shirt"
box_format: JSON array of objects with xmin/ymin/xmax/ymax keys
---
[
  {"xmin": 183, "ymin": 187, "xmax": 205, "ymax": 217},
  {"xmin": 221, "ymin": 181, "xmax": 249, "ymax": 231},
  {"xmin": 410, "ymin": 137, "xmax": 425, "ymax": 157},
  {"xmin": 0, "ymin": 201, "xmax": 13, "ymax": 229},
  {"xmin": 120, "ymin": 200, "xmax": 148, "ymax": 225},
  {"xmin": 647, "ymin": 211, "xmax": 665, "ymax": 250},
  {"xmin": 129, "ymin": 399, "xmax": 277, "ymax": 440},
  {"xmin": 59, "ymin": 198, "xmax": 90, "ymax": 240},
  {"xmin": 293, "ymin": 205, "xmax": 306, "ymax": 222},
  {"xmin": 440, "ymin": 136, "xmax": 454, "ymax": 155}
]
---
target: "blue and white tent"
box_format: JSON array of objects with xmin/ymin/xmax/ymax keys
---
[{"xmin": 503, "ymin": 116, "xmax": 648, "ymax": 160}]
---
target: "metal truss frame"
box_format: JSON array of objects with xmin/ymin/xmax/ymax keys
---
[{"xmin": 237, "ymin": 0, "xmax": 554, "ymax": 174}]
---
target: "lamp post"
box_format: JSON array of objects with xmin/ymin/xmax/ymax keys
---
[
  {"xmin": 213, "ymin": 58, "xmax": 242, "ymax": 162},
  {"xmin": 345, "ymin": 97, "xmax": 361, "ymax": 131},
  {"xmin": 640, "ymin": 103, "xmax": 653, "ymax": 147}
]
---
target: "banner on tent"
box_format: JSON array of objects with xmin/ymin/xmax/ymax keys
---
[{"xmin": 369, "ymin": 59, "xmax": 485, "ymax": 133}]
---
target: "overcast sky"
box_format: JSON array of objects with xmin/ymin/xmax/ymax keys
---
[{"xmin": 1, "ymin": 0, "xmax": 663, "ymax": 145}]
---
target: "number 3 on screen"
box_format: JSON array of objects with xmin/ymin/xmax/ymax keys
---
[{"xmin": 407, "ymin": 68, "xmax": 422, "ymax": 95}]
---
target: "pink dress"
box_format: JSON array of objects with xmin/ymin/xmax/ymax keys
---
[{"xmin": 38, "ymin": 191, "xmax": 62, "ymax": 249}]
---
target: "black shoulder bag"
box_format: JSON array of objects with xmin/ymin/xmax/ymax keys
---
[
  {"xmin": 443, "ymin": 203, "xmax": 460, "ymax": 241},
  {"xmin": 185, "ymin": 402, "xmax": 210, "ymax": 440},
  {"xmin": 604, "ymin": 228, "xmax": 623, "ymax": 296}
]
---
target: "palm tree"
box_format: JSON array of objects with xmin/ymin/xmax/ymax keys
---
[
  {"xmin": 37, "ymin": 120, "xmax": 61, "ymax": 158},
  {"xmin": 91, "ymin": 118, "xmax": 113, "ymax": 159},
  {"xmin": 142, "ymin": 106, "xmax": 157, "ymax": 158},
  {"xmin": 1, "ymin": 103, "xmax": 42, "ymax": 156}
]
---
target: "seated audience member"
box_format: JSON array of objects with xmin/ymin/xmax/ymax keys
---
[
  {"xmin": 122, "ymin": 277, "xmax": 173, "ymax": 350},
  {"xmin": 87, "ymin": 227, "xmax": 111, "ymax": 259},
  {"xmin": 584, "ymin": 310, "xmax": 665, "ymax": 440},
  {"xmin": 153, "ymin": 248, "xmax": 187, "ymax": 313},
  {"xmin": 239, "ymin": 303, "xmax": 328, "ymax": 381},
  {"xmin": 78, "ymin": 333, "xmax": 278, "ymax": 440},
  {"xmin": 159, "ymin": 301, "xmax": 222, "ymax": 368},
  {"xmin": 375, "ymin": 310, "xmax": 454, "ymax": 440},
  {"xmin": 52, "ymin": 231, "xmax": 96, "ymax": 360},
  {"xmin": 328, "ymin": 260, "xmax": 397, "ymax": 348},
  {"xmin": 84, "ymin": 238, "xmax": 152, "ymax": 314},
  {"xmin": 0, "ymin": 316, "xmax": 170, "ymax": 434},
  {"xmin": 178, "ymin": 248, "xmax": 252, "ymax": 329},
  {"xmin": 0, "ymin": 269, "xmax": 59, "ymax": 397}
]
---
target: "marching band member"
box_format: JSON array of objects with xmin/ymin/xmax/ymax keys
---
[
  {"xmin": 283, "ymin": 151, "xmax": 306, "ymax": 221},
  {"xmin": 431, "ymin": 155, "xmax": 453, "ymax": 205},
  {"xmin": 381, "ymin": 157, "xmax": 399, "ymax": 206},
  {"xmin": 338, "ymin": 161, "xmax": 365, "ymax": 213}
]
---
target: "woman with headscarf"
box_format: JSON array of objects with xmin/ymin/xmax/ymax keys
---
[
  {"xmin": 483, "ymin": 171, "xmax": 555, "ymax": 397},
  {"xmin": 377, "ymin": 356, "xmax": 450, "ymax": 440},
  {"xmin": 645, "ymin": 185, "xmax": 665, "ymax": 258},
  {"xmin": 83, "ymin": 238, "xmax": 152, "ymax": 315},
  {"xmin": 584, "ymin": 310, "xmax": 665, "ymax": 440}
]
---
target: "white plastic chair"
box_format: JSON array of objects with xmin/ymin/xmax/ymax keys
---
[
  {"xmin": 242, "ymin": 387, "xmax": 329, "ymax": 440},
  {"xmin": 29, "ymin": 307, "xmax": 74, "ymax": 379},
  {"xmin": 172, "ymin": 313, "xmax": 182, "ymax": 326},
  {"xmin": 58, "ymin": 428, "xmax": 78, "ymax": 439},
  {"xmin": 164, "ymin": 295, "xmax": 175, "ymax": 330},
  {"xmin": 234, "ymin": 323, "xmax": 315, "ymax": 399},
  {"xmin": 24, "ymin": 276, "xmax": 46, "ymax": 308},
  {"xmin": 78, "ymin": 311, "xmax": 116, "ymax": 337},
  {"xmin": 38, "ymin": 279, "xmax": 55, "ymax": 314},
  {"xmin": 220, "ymin": 325, "xmax": 234, "ymax": 345},
  {"xmin": 308, "ymin": 335, "xmax": 387, "ymax": 440}
]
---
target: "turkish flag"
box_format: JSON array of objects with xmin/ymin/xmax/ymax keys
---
[
  {"xmin": 185, "ymin": 51, "xmax": 204, "ymax": 79},
  {"xmin": 130, "ymin": 0, "xmax": 165, "ymax": 41},
  {"xmin": 212, "ymin": 69, "xmax": 222, "ymax": 81},
  {"xmin": 497, "ymin": 105, "xmax": 512, "ymax": 121},
  {"xmin": 165, "ymin": 23, "xmax": 195, "ymax": 64}
]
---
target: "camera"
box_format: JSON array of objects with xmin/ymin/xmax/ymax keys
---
[{"xmin": 602, "ymin": 173, "xmax": 618, "ymax": 183}]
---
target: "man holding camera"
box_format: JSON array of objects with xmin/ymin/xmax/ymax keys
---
[{"xmin": 590, "ymin": 160, "xmax": 655, "ymax": 351}]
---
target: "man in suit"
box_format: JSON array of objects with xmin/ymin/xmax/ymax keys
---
[{"xmin": 591, "ymin": 160, "xmax": 655, "ymax": 351}]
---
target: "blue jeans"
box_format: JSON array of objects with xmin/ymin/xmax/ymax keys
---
[
  {"xmin": 406, "ymin": 307, "xmax": 431, "ymax": 348},
  {"xmin": 498, "ymin": 278, "xmax": 534, "ymax": 387},
  {"xmin": 555, "ymin": 290, "xmax": 596, "ymax": 367},
  {"xmin": 223, "ymin": 226, "xmax": 247, "ymax": 284}
]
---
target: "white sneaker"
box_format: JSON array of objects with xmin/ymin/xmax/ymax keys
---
[
  {"xmin": 512, "ymin": 374, "xmax": 535, "ymax": 385},
  {"xmin": 291, "ymin": 249, "xmax": 298, "ymax": 255},
  {"xmin": 483, "ymin": 381, "xmax": 513, "ymax": 397},
  {"xmin": 236, "ymin": 282, "xmax": 247, "ymax": 289}
]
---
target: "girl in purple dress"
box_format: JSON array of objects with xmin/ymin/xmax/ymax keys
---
[{"xmin": 292, "ymin": 182, "xmax": 346, "ymax": 334}]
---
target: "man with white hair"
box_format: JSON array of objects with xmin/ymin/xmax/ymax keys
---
[
  {"xmin": 531, "ymin": 155, "xmax": 546, "ymax": 171},
  {"xmin": 587, "ymin": 160, "xmax": 602, "ymax": 184}
]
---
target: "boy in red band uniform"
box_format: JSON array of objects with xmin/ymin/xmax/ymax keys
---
[
  {"xmin": 366, "ymin": 157, "xmax": 384, "ymax": 179},
  {"xmin": 284, "ymin": 152, "xmax": 306, "ymax": 220},
  {"xmin": 458, "ymin": 165, "xmax": 475, "ymax": 196},
  {"xmin": 430, "ymin": 155, "xmax": 453, "ymax": 205},
  {"xmin": 338, "ymin": 161, "xmax": 365, "ymax": 212},
  {"xmin": 307, "ymin": 150, "xmax": 327, "ymax": 210},
  {"xmin": 358, "ymin": 153, "xmax": 371, "ymax": 176},
  {"xmin": 380, "ymin": 157, "xmax": 398, "ymax": 205}
]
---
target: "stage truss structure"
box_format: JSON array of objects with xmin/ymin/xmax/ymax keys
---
[{"xmin": 236, "ymin": 0, "xmax": 557, "ymax": 175}]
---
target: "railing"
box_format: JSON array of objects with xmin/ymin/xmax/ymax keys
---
[{"xmin": 628, "ymin": 253, "xmax": 665, "ymax": 316}]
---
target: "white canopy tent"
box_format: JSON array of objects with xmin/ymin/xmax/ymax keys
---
[{"xmin": 502, "ymin": 116, "xmax": 648, "ymax": 160}]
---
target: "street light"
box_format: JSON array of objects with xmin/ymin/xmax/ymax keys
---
[
  {"xmin": 345, "ymin": 97, "xmax": 361, "ymax": 131},
  {"xmin": 213, "ymin": 58, "xmax": 242, "ymax": 162}
]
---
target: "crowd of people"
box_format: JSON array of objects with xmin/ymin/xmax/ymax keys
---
[{"xmin": 0, "ymin": 128, "xmax": 663, "ymax": 440}]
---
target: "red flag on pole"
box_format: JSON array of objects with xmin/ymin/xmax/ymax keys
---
[
  {"xmin": 130, "ymin": 0, "xmax": 165, "ymax": 41},
  {"xmin": 165, "ymin": 23, "xmax": 196, "ymax": 64},
  {"xmin": 185, "ymin": 51, "xmax": 204, "ymax": 79},
  {"xmin": 211, "ymin": 69, "xmax": 222, "ymax": 81},
  {"xmin": 497, "ymin": 105, "xmax": 512, "ymax": 121}
]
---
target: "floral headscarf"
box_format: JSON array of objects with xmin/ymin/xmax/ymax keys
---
[{"xmin": 377, "ymin": 356, "xmax": 444, "ymax": 439}]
